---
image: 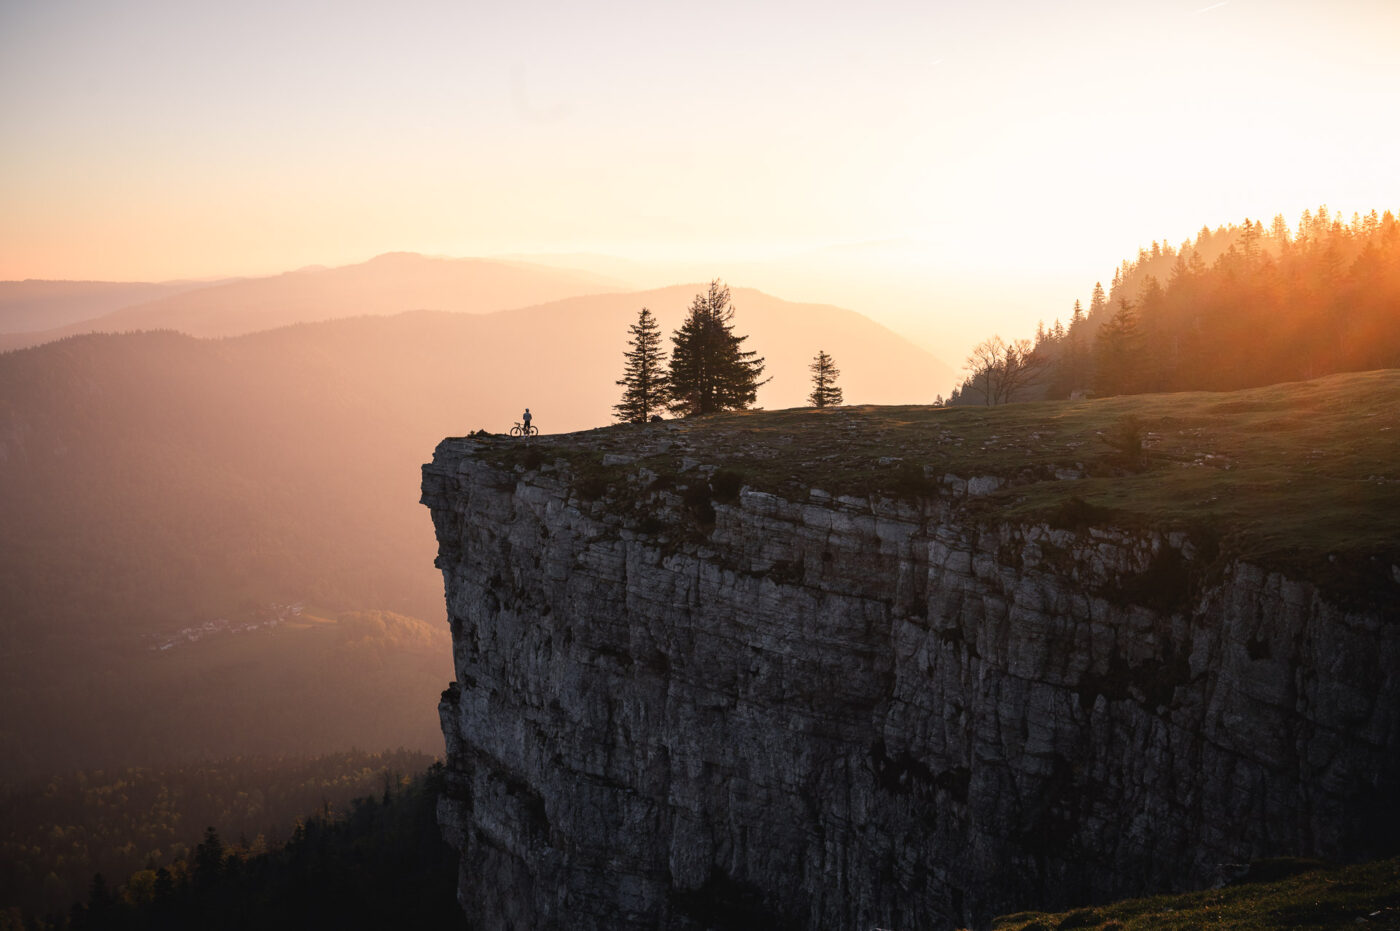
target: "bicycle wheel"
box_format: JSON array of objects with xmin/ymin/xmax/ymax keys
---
[
  {"xmin": 510, "ymin": 425, "xmax": 522, "ymax": 437},
  {"xmin": 526, "ymin": 425, "xmax": 538, "ymax": 436}
]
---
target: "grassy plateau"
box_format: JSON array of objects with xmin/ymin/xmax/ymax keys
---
[
  {"xmin": 481, "ymin": 369, "xmax": 1400, "ymax": 599},
  {"xmin": 990, "ymin": 857, "xmax": 1400, "ymax": 930}
]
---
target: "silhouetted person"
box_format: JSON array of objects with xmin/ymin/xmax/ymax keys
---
[{"xmin": 522, "ymin": 408, "xmax": 532, "ymax": 432}]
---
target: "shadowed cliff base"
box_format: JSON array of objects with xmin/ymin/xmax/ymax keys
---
[{"xmin": 423, "ymin": 370, "xmax": 1400, "ymax": 930}]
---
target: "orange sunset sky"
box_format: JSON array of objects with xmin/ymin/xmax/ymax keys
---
[{"xmin": 3, "ymin": 0, "xmax": 1399, "ymax": 358}]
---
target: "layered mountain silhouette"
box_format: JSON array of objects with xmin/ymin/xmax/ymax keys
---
[
  {"xmin": 0, "ymin": 253, "xmax": 625, "ymax": 351},
  {"xmin": 0, "ymin": 270, "xmax": 948, "ymax": 780},
  {"xmin": 0, "ymin": 279, "xmax": 222, "ymax": 334}
]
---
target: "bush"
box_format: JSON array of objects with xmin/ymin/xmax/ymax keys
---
[
  {"xmin": 574, "ymin": 475, "xmax": 608, "ymax": 501},
  {"xmin": 681, "ymin": 483, "xmax": 716, "ymax": 527},
  {"xmin": 711, "ymin": 470, "xmax": 745, "ymax": 504},
  {"xmin": 1099, "ymin": 416, "xmax": 1148, "ymax": 471},
  {"xmin": 1045, "ymin": 496, "xmax": 1113, "ymax": 530},
  {"xmin": 891, "ymin": 460, "xmax": 936, "ymax": 498}
]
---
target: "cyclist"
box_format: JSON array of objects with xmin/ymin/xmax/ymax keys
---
[{"xmin": 522, "ymin": 408, "xmax": 532, "ymax": 434}]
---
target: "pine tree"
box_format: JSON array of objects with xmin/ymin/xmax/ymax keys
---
[
  {"xmin": 1168, "ymin": 252, "xmax": 1190, "ymax": 284},
  {"xmin": 1297, "ymin": 208, "xmax": 1314, "ymax": 245},
  {"xmin": 193, "ymin": 826, "xmax": 226, "ymax": 887},
  {"xmin": 808, "ymin": 350, "xmax": 843, "ymax": 407},
  {"xmin": 1050, "ymin": 298, "xmax": 1089, "ymax": 399},
  {"xmin": 1239, "ymin": 218, "xmax": 1262, "ymax": 266},
  {"xmin": 1088, "ymin": 282, "xmax": 1107, "ymax": 319},
  {"xmin": 1094, "ymin": 300, "xmax": 1142, "ymax": 396},
  {"xmin": 667, "ymin": 281, "xmax": 767, "ymax": 417},
  {"xmin": 613, "ymin": 306, "xmax": 668, "ymax": 423}
]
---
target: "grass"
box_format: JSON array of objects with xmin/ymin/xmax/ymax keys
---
[
  {"xmin": 474, "ymin": 369, "xmax": 1400, "ymax": 599},
  {"xmin": 991, "ymin": 856, "xmax": 1400, "ymax": 930}
]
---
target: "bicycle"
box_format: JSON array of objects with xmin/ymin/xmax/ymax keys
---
[{"xmin": 510, "ymin": 422, "xmax": 539, "ymax": 437}]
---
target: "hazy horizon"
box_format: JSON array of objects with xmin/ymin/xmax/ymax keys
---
[
  {"xmin": 5, "ymin": 0, "xmax": 1399, "ymax": 366},
  {"xmin": 5, "ymin": 216, "xmax": 1394, "ymax": 377},
  {"xmin": 0, "ymin": 245, "xmax": 1029, "ymax": 366}
]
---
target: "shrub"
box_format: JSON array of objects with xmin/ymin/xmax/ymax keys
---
[
  {"xmin": 1046, "ymin": 496, "xmax": 1113, "ymax": 530},
  {"xmin": 711, "ymin": 469, "xmax": 745, "ymax": 504},
  {"xmin": 573, "ymin": 470, "xmax": 609, "ymax": 501},
  {"xmin": 1099, "ymin": 416, "xmax": 1148, "ymax": 471},
  {"xmin": 891, "ymin": 460, "xmax": 936, "ymax": 498},
  {"xmin": 681, "ymin": 483, "xmax": 716, "ymax": 526}
]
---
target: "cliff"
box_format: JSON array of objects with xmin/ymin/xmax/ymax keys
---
[{"xmin": 422, "ymin": 375, "xmax": 1400, "ymax": 930}]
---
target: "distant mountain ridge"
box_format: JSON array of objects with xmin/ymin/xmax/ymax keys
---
[
  {"xmin": 0, "ymin": 279, "xmax": 227, "ymax": 334},
  {"xmin": 0, "ymin": 282, "xmax": 946, "ymax": 780},
  {"xmin": 0, "ymin": 252, "xmax": 627, "ymax": 351}
]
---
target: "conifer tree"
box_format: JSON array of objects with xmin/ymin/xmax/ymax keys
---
[
  {"xmin": 808, "ymin": 350, "xmax": 843, "ymax": 407},
  {"xmin": 667, "ymin": 281, "xmax": 767, "ymax": 417},
  {"xmin": 1093, "ymin": 300, "xmax": 1142, "ymax": 396},
  {"xmin": 193, "ymin": 826, "xmax": 226, "ymax": 887},
  {"xmin": 946, "ymin": 204, "xmax": 1400, "ymax": 402},
  {"xmin": 1050, "ymin": 299, "xmax": 1089, "ymax": 398},
  {"xmin": 1088, "ymin": 282, "xmax": 1107, "ymax": 319},
  {"xmin": 613, "ymin": 306, "xmax": 668, "ymax": 423}
]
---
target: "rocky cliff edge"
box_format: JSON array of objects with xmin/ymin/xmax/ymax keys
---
[{"xmin": 422, "ymin": 386, "xmax": 1400, "ymax": 930}]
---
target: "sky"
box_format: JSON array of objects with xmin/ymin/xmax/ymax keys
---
[{"xmin": 3, "ymin": 0, "xmax": 1399, "ymax": 361}]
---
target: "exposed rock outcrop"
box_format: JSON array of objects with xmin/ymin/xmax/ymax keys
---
[{"xmin": 422, "ymin": 424, "xmax": 1399, "ymax": 930}]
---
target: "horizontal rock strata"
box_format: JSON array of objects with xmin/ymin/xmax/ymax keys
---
[{"xmin": 423, "ymin": 433, "xmax": 1399, "ymax": 930}]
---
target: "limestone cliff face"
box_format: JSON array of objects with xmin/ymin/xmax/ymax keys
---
[{"xmin": 422, "ymin": 429, "xmax": 1399, "ymax": 931}]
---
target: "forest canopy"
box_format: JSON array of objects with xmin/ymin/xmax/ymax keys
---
[{"xmin": 947, "ymin": 206, "xmax": 1400, "ymax": 404}]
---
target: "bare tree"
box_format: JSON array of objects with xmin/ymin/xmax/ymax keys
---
[
  {"xmin": 963, "ymin": 336, "xmax": 1007, "ymax": 406},
  {"xmin": 999, "ymin": 338, "xmax": 1048, "ymax": 403},
  {"xmin": 963, "ymin": 336, "xmax": 1047, "ymax": 405}
]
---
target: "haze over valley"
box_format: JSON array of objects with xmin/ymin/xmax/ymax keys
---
[
  {"xmin": 0, "ymin": 260, "xmax": 946, "ymax": 784},
  {"xmin": 0, "ymin": 253, "xmax": 624, "ymax": 351},
  {"xmin": 3, "ymin": 0, "xmax": 1399, "ymax": 927}
]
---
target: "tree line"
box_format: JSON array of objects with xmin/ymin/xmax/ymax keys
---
[
  {"xmin": 40, "ymin": 764, "xmax": 459, "ymax": 931},
  {"xmin": 0, "ymin": 750, "xmax": 438, "ymax": 926},
  {"xmin": 613, "ymin": 280, "xmax": 843, "ymax": 423},
  {"xmin": 945, "ymin": 206, "xmax": 1400, "ymax": 405}
]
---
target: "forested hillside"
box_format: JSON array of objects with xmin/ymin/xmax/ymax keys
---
[
  {"xmin": 949, "ymin": 206, "xmax": 1400, "ymax": 404},
  {"xmin": 0, "ymin": 281, "xmax": 212, "ymax": 335},
  {"xmin": 0, "ymin": 749, "xmax": 437, "ymax": 922}
]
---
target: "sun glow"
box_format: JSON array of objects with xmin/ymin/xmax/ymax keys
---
[{"xmin": 2, "ymin": 0, "xmax": 1398, "ymax": 363}]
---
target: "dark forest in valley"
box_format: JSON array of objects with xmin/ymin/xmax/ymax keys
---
[
  {"xmin": 0, "ymin": 749, "xmax": 439, "ymax": 923},
  {"xmin": 3, "ymin": 759, "xmax": 460, "ymax": 931}
]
